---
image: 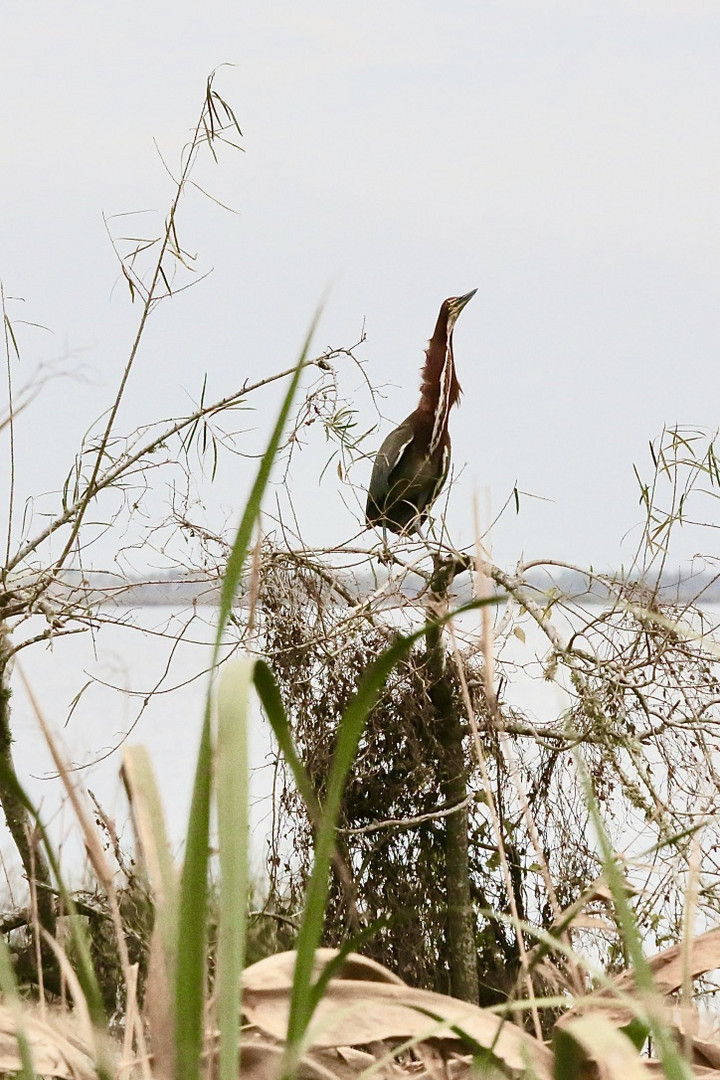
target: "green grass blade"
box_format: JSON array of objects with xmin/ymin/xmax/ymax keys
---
[
  {"xmin": 174, "ymin": 309, "xmax": 321, "ymax": 1080},
  {"xmin": 216, "ymin": 657, "xmax": 253, "ymax": 1080},
  {"xmin": 254, "ymin": 659, "xmax": 390, "ymax": 1008},
  {"xmin": 174, "ymin": 713, "xmax": 213, "ymax": 1080},
  {"xmin": 213, "ymin": 308, "xmax": 323, "ymax": 652},
  {"xmin": 575, "ymin": 752, "xmax": 693, "ymax": 1080},
  {"xmin": 285, "ymin": 632, "xmax": 419, "ymax": 1052},
  {"xmin": 305, "ymin": 918, "xmax": 387, "ymax": 1016},
  {"xmin": 253, "ymin": 660, "xmax": 321, "ymax": 819},
  {"xmin": 553, "ymin": 1017, "xmax": 650, "ymax": 1080},
  {"xmin": 280, "ymin": 598, "xmax": 497, "ymax": 1071}
]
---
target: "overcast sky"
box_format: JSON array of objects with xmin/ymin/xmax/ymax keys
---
[{"xmin": 3, "ymin": 0, "xmax": 720, "ymax": 572}]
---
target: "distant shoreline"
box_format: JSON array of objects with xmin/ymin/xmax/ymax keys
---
[{"xmin": 29, "ymin": 567, "xmax": 720, "ymax": 608}]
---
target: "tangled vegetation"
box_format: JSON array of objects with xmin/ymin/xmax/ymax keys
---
[{"xmin": 2, "ymin": 73, "xmax": 720, "ymax": 1080}]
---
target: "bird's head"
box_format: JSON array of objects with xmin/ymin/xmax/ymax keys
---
[{"xmin": 444, "ymin": 288, "xmax": 477, "ymax": 333}]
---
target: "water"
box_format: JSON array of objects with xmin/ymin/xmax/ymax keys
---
[{"xmin": 6, "ymin": 605, "xmax": 275, "ymax": 891}]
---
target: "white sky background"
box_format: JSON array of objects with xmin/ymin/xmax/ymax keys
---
[{"xmin": 2, "ymin": 0, "xmax": 720, "ymax": 571}]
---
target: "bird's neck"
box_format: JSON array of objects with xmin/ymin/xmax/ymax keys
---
[{"xmin": 418, "ymin": 326, "xmax": 461, "ymax": 453}]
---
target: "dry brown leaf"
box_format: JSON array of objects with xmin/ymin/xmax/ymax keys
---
[
  {"xmin": 0, "ymin": 1004, "xmax": 99, "ymax": 1080},
  {"xmin": 333, "ymin": 1045, "xmax": 377, "ymax": 1067},
  {"xmin": 145, "ymin": 923, "xmax": 176, "ymax": 1080},
  {"xmin": 618, "ymin": 928, "xmax": 720, "ymax": 996},
  {"xmin": 242, "ymin": 951, "xmax": 553, "ymax": 1080},
  {"xmin": 689, "ymin": 1035, "xmax": 720, "ymax": 1070},
  {"xmin": 644, "ymin": 1066, "xmax": 720, "ymax": 1078},
  {"xmin": 243, "ymin": 949, "xmax": 406, "ymax": 991},
  {"xmin": 240, "ymin": 1040, "xmax": 344, "ymax": 1080},
  {"xmin": 553, "ymin": 928, "xmax": 720, "ymax": 1076},
  {"xmin": 313, "ymin": 1046, "xmax": 404, "ymax": 1080},
  {"xmin": 236, "ymin": 1031, "xmax": 479, "ymax": 1080},
  {"xmin": 233, "ymin": 1033, "xmax": 406, "ymax": 1080},
  {"xmin": 567, "ymin": 915, "xmax": 617, "ymax": 933},
  {"xmin": 666, "ymin": 1006, "xmax": 720, "ymax": 1070},
  {"xmin": 558, "ymin": 927, "xmax": 720, "ymax": 1031}
]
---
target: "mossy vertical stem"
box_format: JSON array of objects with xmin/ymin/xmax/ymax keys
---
[{"xmin": 425, "ymin": 554, "xmax": 478, "ymax": 1003}]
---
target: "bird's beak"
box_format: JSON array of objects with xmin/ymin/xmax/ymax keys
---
[
  {"xmin": 453, "ymin": 289, "xmax": 477, "ymax": 313},
  {"xmin": 447, "ymin": 288, "xmax": 477, "ymax": 329}
]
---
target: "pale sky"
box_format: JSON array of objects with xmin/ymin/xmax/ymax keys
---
[{"xmin": 3, "ymin": 0, "xmax": 720, "ymax": 571}]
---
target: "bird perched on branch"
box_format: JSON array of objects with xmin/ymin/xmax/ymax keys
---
[{"xmin": 365, "ymin": 289, "xmax": 476, "ymax": 536}]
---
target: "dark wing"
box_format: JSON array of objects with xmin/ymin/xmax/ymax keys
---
[{"xmin": 366, "ymin": 415, "xmax": 415, "ymax": 523}]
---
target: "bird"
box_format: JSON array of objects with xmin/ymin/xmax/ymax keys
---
[{"xmin": 365, "ymin": 289, "xmax": 476, "ymax": 537}]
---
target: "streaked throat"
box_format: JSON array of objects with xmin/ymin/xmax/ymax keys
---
[{"xmin": 429, "ymin": 332, "xmax": 454, "ymax": 455}]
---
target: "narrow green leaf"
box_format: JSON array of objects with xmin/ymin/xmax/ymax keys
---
[
  {"xmin": 553, "ymin": 1017, "xmax": 649, "ymax": 1080},
  {"xmin": 575, "ymin": 753, "xmax": 694, "ymax": 1080},
  {"xmin": 253, "ymin": 660, "xmax": 321, "ymax": 820},
  {"xmin": 305, "ymin": 918, "xmax": 387, "ymax": 1017},
  {"xmin": 281, "ymin": 597, "xmax": 498, "ymax": 1070},
  {"xmin": 4, "ymin": 314, "xmax": 21, "ymax": 360},
  {"xmin": 216, "ymin": 657, "xmax": 253, "ymax": 1080},
  {"xmin": 621, "ymin": 1018, "xmax": 650, "ymax": 1052},
  {"xmin": 174, "ymin": 308, "xmax": 321, "ymax": 1080},
  {"xmin": 649, "ymin": 439, "xmax": 658, "ymax": 469},
  {"xmin": 174, "ymin": 713, "xmax": 213, "ymax": 1080},
  {"xmin": 214, "ymin": 307, "xmax": 323, "ymax": 650}
]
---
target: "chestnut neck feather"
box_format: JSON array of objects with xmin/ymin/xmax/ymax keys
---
[{"xmin": 417, "ymin": 304, "xmax": 462, "ymax": 416}]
